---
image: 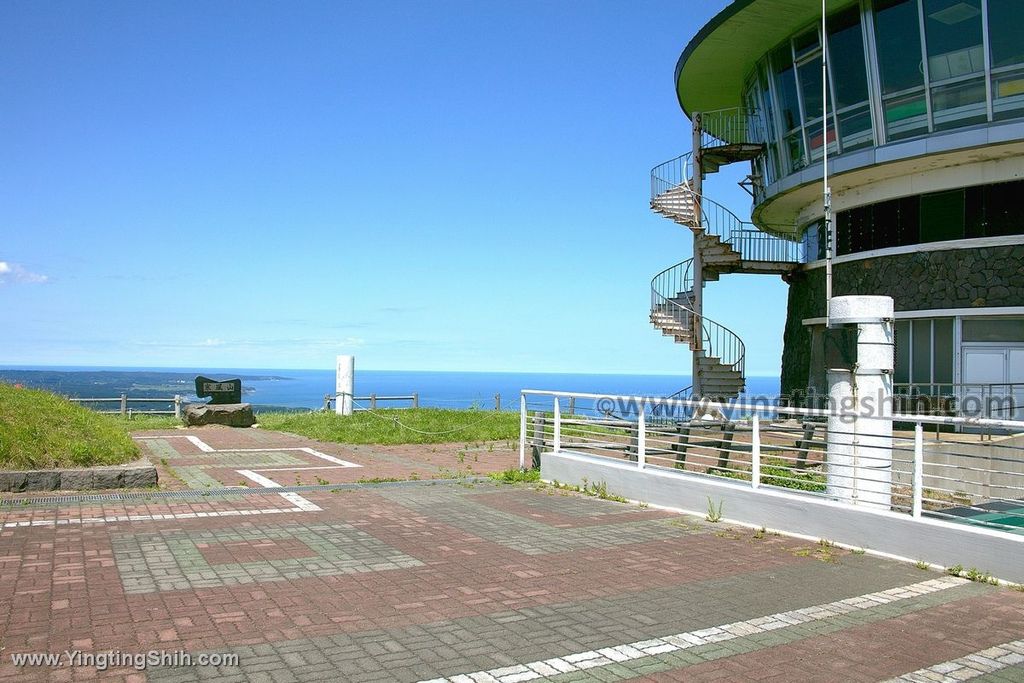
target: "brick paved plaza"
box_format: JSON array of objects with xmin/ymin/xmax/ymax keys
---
[{"xmin": 1, "ymin": 428, "xmax": 1023, "ymax": 682}]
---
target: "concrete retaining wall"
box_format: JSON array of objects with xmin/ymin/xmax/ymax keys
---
[
  {"xmin": 543, "ymin": 450, "xmax": 1024, "ymax": 582},
  {"xmin": 0, "ymin": 459, "xmax": 158, "ymax": 492}
]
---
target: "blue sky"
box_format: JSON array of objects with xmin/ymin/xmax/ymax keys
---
[{"xmin": 0, "ymin": 0, "xmax": 788, "ymax": 375}]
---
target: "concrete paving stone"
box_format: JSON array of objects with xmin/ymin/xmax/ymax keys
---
[{"xmin": 2, "ymin": 432, "xmax": 1024, "ymax": 683}]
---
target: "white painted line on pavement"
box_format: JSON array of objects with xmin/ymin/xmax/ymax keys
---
[
  {"xmin": 883, "ymin": 639, "xmax": 1024, "ymax": 682},
  {"xmin": 419, "ymin": 576, "xmax": 971, "ymax": 683}
]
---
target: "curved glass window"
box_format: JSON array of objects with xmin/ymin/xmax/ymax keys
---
[
  {"xmin": 771, "ymin": 45, "xmax": 806, "ymax": 171},
  {"xmin": 924, "ymin": 0, "xmax": 987, "ymax": 130},
  {"xmin": 802, "ymin": 179, "xmax": 1024, "ymax": 259},
  {"xmin": 828, "ymin": 7, "xmax": 873, "ymax": 150},
  {"xmin": 745, "ymin": 0, "xmax": 1024, "ymax": 184},
  {"xmin": 874, "ymin": 0, "xmax": 929, "ymax": 140},
  {"xmin": 989, "ymin": 0, "xmax": 1024, "ymax": 120}
]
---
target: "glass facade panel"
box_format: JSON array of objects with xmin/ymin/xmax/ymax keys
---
[
  {"xmin": 920, "ymin": 189, "xmax": 965, "ymax": 242},
  {"xmin": 912, "ymin": 319, "xmax": 932, "ymax": 382},
  {"xmin": 988, "ymin": 0, "xmax": 1024, "ymax": 68},
  {"xmin": 874, "ymin": 0, "xmax": 929, "ymax": 140},
  {"xmin": 923, "ymin": 0, "xmax": 986, "ymax": 130},
  {"xmin": 962, "ymin": 319, "xmax": 1024, "ymax": 342},
  {"xmin": 933, "ymin": 318, "xmax": 954, "ymax": 384},
  {"xmin": 801, "ymin": 179, "xmax": 1024, "ymax": 260},
  {"xmin": 989, "ymin": 0, "xmax": 1024, "ymax": 120},
  {"xmin": 743, "ymin": 0, "xmax": 1024, "ymax": 185},
  {"xmin": 771, "ymin": 45, "xmax": 806, "ymax": 171},
  {"xmin": 828, "ymin": 6, "xmax": 873, "ymax": 150}
]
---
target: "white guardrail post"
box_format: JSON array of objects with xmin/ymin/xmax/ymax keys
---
[
  {"xmin": 553, "ymin": 397, "xmax": 561, "ymax": 453},
  {"xmin": 637, "ymin": 406, "xmax": 646, "ymax": 469},
  {"xmin": 912, "ymin": 422, "xmax": 924, "ymax": 518},
  {"xmin": 751, "ymin": 413, "xmax": 761, "ymax": 489},
  {"xmin": 519, "ymin": 394, "xmax": 527, "ymax": 470}
]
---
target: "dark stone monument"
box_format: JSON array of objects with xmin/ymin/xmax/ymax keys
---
[
  {"xmin": 185, "ymin": 375, "xmax": 255, "ymax": 427},
  {"xmin": 195, "ymin": 376, "xmax": 242, "ymax": 404}
]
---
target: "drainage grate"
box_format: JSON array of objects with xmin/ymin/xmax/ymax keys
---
[{"xmin": 0, "ymin": 476, "xmax": 490, "ymax": 507}]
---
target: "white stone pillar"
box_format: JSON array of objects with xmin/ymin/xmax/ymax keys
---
[
  {"xmin": 335, "ymin": 355, "xmax": 354, "ymax": 416},
  {"xmin": 826, "ymin": 296, "xmax": 894, "ymax": 509}
]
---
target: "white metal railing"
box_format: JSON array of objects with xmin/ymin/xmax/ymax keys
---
[
  {"xmin": 699, "ymin": 107, "xmax": 768, "ymax": 149},
  {"xmin": 520, "ymin": 389, "xmax": 1024, "ymax": 535},
  {"xmin": 650, "ymin": 153, "xmax": 802, "ymax": 263}
]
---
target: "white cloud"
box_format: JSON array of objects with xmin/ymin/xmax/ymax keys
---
[{"xmin": 0, "ymin": 261, "xmax": 48, "ymax": 284}]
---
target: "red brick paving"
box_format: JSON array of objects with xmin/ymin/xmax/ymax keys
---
[
  {"xmin": 2, "ymin": 428, "xmax": 1023, "ymax": 681},
  {"xmin": 631, "ymin": 591, "xmax": 1024, "ymax": 682}
]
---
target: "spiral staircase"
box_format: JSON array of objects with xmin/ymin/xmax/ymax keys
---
[{"xmin": 650, "ymin": 109, "xmax": 802, "ymax": 401}]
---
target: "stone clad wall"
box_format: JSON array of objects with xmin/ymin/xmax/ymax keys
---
[{"xmin": 780, "ymin": 244, "xmax": 1024, "ymax": 396}]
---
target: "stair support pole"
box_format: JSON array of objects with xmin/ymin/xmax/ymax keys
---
[{"xmin": 691, "ymin": 112, "xmax": 704, "ymax": 398}]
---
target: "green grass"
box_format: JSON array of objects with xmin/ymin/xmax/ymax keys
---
[
  {"xmin": 255, "ymin": 408, "xmax": 520, "ymax": 445},
  {"xmin": 0, "ymin": 384, "xmax": 141, "ymax": 469},
  {"xmin": 708, "ymin": 457, "xmax": 826, "ymax": 493},
  {"xmin": 118, "ymin": 413, "xmax": 183, "ymax": 430},
  {"xmin": 489, "ymin": 467, "xmax": 541, "ymax": 484}
]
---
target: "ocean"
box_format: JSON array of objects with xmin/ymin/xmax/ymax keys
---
[{"xmin": 0, "ymin": 365, "xmax": 781, "ymax": 411}]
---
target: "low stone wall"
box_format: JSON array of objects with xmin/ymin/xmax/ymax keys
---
[{"xmin": 0, "ymin": 459, "xmax": 158, "ymax": 492}]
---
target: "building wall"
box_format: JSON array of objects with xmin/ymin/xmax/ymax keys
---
[{"xmin": 780, "ymin": 244, "xmax": 1024, "ymax": 395}]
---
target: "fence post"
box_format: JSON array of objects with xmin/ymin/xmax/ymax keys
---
[
  {"xmin": 174, "ymin": 395, "xmax": 182, "ymax": 420},
  {"xmin": 553, "ymin": 397, "xmax": 561, "ymax": 453},
  {"xmin": 912, "ymin": 422, "xmax": 924, "ymax": 518},
  {"xmin": 568, "ymin": 396, "xmax": 575, "ymax": 416},
  {"xmin": 519, "ymin": 394, "xmax": 527, "ymax": 470},
  {"xmin": 412, "ymin": 393, "xmax": 419, "ymax": 409},
  {"xmin": 751, "ymin": 413, "xmax": 761, "ymax": 489},
  {"xmin": 370, "ymin": 393, "xmax": 377, "ymax": 410},
  {"xmin": 531, "ymin": 412, "xmax": 543, "ymax": 468},
  {"xmin": 120, "ymin": 393, "xmax": 127, "ymax": 416},
  {"xmin": 637, "ymin": 406, "xmax": 646, "ymax": 469},
  {"xmin": 495, "ymin": 393, "xmax": 501, "ymax": 411}
]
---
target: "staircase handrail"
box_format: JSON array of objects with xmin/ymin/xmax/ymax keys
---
[
  {"xmin": 650, "ymin": 258, "xmax": 745, "ymax": 378},
  {"xmin": 698, "ymin": 106, "xmax": 769, "ymax": 149},
  {"xmin": 650, "ymin": 152, "xmax": 802, "ymax": 263}
]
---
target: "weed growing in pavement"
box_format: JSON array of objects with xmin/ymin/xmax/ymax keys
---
[
  {"xmin": 915, "ymin": 560, "xmax": 931, "ymax": 570},
  {"xmin": 792, "ymin": 540, "xmax": 839, "ymax": 564},
  {"xmin": 965, "ymin": 567, "xmax": 999, "ymax": 585},
  {"xmin": 705, "ymin": 497, "xmax": 723, "ymax": 523},
  {"xmin": 489, "ymin": 468, "xmax": 541, "ymax": 484}
]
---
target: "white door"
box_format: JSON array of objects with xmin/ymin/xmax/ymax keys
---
[{"xmin": 961, "ymin": 346, "xmax": 1024, "ymax": 420}]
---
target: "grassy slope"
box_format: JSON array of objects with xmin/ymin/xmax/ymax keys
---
[
  {"xmin": 118, "ymin": 414, "xmax": 183, "ymax": 430},
  {"xmin": 0, "ymin": 383, "xmax": 140, "ymax": 469},
  {"xmin": 256, "ymin": 408, "xmax": 519, "ymax": 445}
]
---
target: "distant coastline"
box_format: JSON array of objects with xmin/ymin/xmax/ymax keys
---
[{"xmin": 0, "ymin": 366, "xmax": 781, "ymax": 411}]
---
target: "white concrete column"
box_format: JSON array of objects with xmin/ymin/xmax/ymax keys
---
[
  {"xmin": 826, "ymin": 296, "xmax": 894, "ymax": 509},
  {"xmin": 335, "ymin": 355, "xmax": 354, "ymax": 416}
]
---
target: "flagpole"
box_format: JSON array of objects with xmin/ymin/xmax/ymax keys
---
[{"xmin": 823, "ymin": 0, "xmax": 833, "ymax": 328}]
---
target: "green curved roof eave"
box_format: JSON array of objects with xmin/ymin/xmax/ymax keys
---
[{"xmin": 674, "ymin": 0, "xmax": 860, "ymax": 118}]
